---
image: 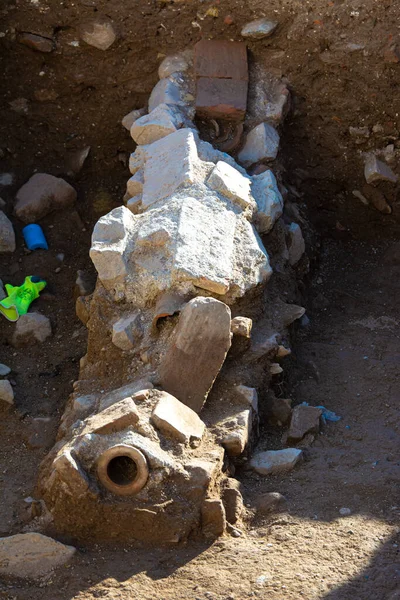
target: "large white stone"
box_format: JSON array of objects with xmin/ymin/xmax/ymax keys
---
[
  {"xmin": 126, "ymin": 170, "xmax": 144, "ymax": 198},
  {"xmin": 238, "ymin": 123, "xmax": 280, "ymax": 167},
  {"xmin": 207, "ymin": 161, "xmax": 255, "ymax": 213},
  {"xmin": 251, "ymin": 170, "xmax": 283, "ymax": 233},
  {"xmin": 131, "ymin": 104, "xmax": 185, "ymax": 145},
  {"xmin": 121, "ymin": 107, "xmax": 146, "ymax": 131},
  {"xmin": 249, "ymin": 448, "xmax": 302, "ymax": 475},
  {"xmin": 148, "ymin": 78, "xmax": 183, "ymax": 112}
]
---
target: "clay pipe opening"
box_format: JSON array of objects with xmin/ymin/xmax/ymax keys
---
[{"xmin": 97, "ymin": 444, "xmax": 149, "ymax": 496}]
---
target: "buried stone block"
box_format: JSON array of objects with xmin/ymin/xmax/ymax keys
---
[
  {"xmin": 287, "ymin": 405, "xmax": 322, "ymax": 443},
  {"xmin": 251, "ymin": 169, "xmax": 283, "ymax": 234},
  {"xmin": 238, "ymin": 123, "xmax": 280, "ymax": 167},
  {"xmin": 159, "ymin": 297, "xmax": 232, "ymax": 413},
  {"xmin": 15, "ymin": 173, "xmax": 77, "ymax": 224},
  {"xmin": 207, "ymin": 161, "xmax": 255, "ymax": 213},
  {"xmin": 151, "ymin": 391, "xmax": 205, "ymax": 444},
  {"xmin": 53, "ymin": 449, "xmax": 90, "ymax": 497},
  {"xmin": 220, "ymin": 408, "xmax": 252, "ymax": 457},
  {"xmin": 131, "ymin": 104, "xmax": 186, "ymax": 146},
  {"xmin": 201, "ymin": 498, "xmax": 226, "ymax": 538},
  {"xmin": 84, "ymin": 397, "xmax": 140, "ymax": 435}
]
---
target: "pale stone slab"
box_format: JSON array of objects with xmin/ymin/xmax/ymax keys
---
[
  {"xmin": 220, "ymin": 409, "xmax": 252, "ymax": 456},
  {"xmin": 207, "ymin": 161, "xmax": 254, "ymax": 212},
  {"xmin": 251, "ymin": 169, "xmax": 283, "ymax": 233},
  {"xmin": 131, "ymin": 104, "xmax": 185, "ymax": 145},
  {"xmin": 151, "ymin": 391, "xmax": 205, "ymax": 443},
  {"xmin": 238, "ymin": 123, "xmax": 280, "ymax": 167},
  {"xmin": 249, "ymin": 448, "xmax": 302, "ymax": 475},
  {"xmin": 85, "ymin": 397, "xmax": 139, "ymax": 435}
]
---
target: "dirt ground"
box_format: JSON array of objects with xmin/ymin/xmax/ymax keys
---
[{"xmin": 0, "ymin": 0, "xmax": 400, "ymax": 598}]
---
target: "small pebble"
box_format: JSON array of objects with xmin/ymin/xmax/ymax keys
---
[
  {"xmin": 339, "ymin": 507, "xmax": 351, "ymax": 516},
  {"xmin": 0, "ymin": 363, "xmax": 11, "ymax": 377},
  {"xmin": 55, "ymin": 267, "xmax": 61, "ymax": 273}
]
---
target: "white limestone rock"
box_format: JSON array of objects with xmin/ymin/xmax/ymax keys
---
[
  {"xmin": 0, "ymin": 379, "xmax": 14, "ymax": 405},
  {"xmin": 207, "ymin": 161, "xmax": 255, "ymax": 213},
  {"xmin": 251, "ymin": 170, "xmax": 283, "ymax": 233},
  {"xmin": 126, "ymin": 170, "xmax": 144, "ymax": 198},
  {"xmin": 220, "ymin": 409, "xmax": 252, "ymax": 457},
  {"xmin": 249, "ymin": 448, "xmax": 302, "ymax": 475},
  {"xmin": 148, "ymin": 77, "xmax": 183, "ymax": 112},
  {"xmin": 238, "ymin": 123, "xmax": 280, "ymax": 167},
  {"xmin": 151, "ymin": 391, "xmax": 205, "ymax": 443},
  {"xmin": 131, "ymin": 104, "xmax": 186, "ymax": 146},
  {"xmin": 241, "ymin": 18, "xmax": 278, "ymax": 39},
  {"xmin": 122, "ymin": 107, "xmax": 146, "ymax": 131},
  {"xmin": 112, "ymin": 313, "xmax": 142, "ymax": 351},
  {"xmin": 158, "ymin": 52, "xmax": 191, "ymax": 79}
]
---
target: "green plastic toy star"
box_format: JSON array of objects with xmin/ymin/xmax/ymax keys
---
[{"xmin": 0, "ymin": 276, "xmax": 47, "ymax": 322}]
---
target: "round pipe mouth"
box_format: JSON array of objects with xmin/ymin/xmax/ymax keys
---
[{"xmin": 97, "ymin": 444, "xmax": 149, "ymax": 496}]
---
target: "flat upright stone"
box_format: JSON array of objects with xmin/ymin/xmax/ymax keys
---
[
  {"xmin": 151, "ymin": 391, "xmax": 205, "ymax": 443},
  {"xmin": 0, "ymin": 379, "xmax": 14, "ymax": 405},
  {"xmin": 249, "ymin": 448, "xmax": 302, "ymax": 475},
  {"xmin": 122, "ymin": 107, "xmax": 146, "ymax": 131},
  {"xmin": 12, "ymin": 313, "xmax": 51, "ymax": 347},
  {"xmin": 241, "ymin": 18, "xmax": 278, "ymax": 39},
  {"xmin": 220, "ymin": 409, "xmax": 252, "ymax": 456},
  {"xmin": 207, "ymin": 161, "xmax": 254, "ymax": 212},
  {"xmin": 131, "ymin": 104, "xmax": 185, "ymax": 145},
  {"xmin": 196, "ymin": 78, "xmax": 248, "ymax": 122},
  {"xmin": 85, "ymin": 397, "xmax": 139, "ymax": 435},
  {"xmin": 230, "ymin": 316, "xmax": 252, "ymax": 338},
  {"xmin": 112, "ymin": 313, "xmax": 142, "ymax": 351},
  {"xmin": 15, "ymin": 173, "xmax": 77, "ymax": 223},
  {"xmin": 287, "ymin": 222, "xmax": 305, "ymax": 265},
  {"xmin": 159, "ymin": 297, "xmax": 232, "ymax": 413},
  {"xmin": 0, "ymin": 533, "xmax": 76, "ymax": 580},
  {"xmin": 194, "ymin": 40, "xmax": 248, "ymax": 81},
  {"xmin": 238, "ymin": 123, "xmax": 280, "ymax": 167},
  {"xmin": 0, "ymin": 211, "xmax": 16, "ymax": 252},
  {"xmin": 148, "ymin": 78, "xmax": 182, "ymax": 112},
  {"xmin": 18, "ymin": 32, "xmax": 54, "ymax": 53},
  {"xmin": 251, "ymin": 170, "xmax": 283, "ymax": 233},
  {"xmin": 222, "ymin": 483, "xmax": 244, "ymax": 524},
  {"xmin": 287, "ymin": 405, "xmax": 322, "ymax": 442},
  {"xmin": 364, "ymin": 155, "xmax": 398, "ymax": 184}
]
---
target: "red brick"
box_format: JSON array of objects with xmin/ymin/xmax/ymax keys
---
[
  {"xmin": 195, "ymin": 77, "xmax": 248, "ymax": 121},
  {"xmin": 194, "ymin": 40, "xmax": 248, "ymax": 81}
]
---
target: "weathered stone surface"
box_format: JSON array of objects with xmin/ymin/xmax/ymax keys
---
[
  {"xmin": 151, "ymin": 391, "xmax": 205, "ymax": 443},
  {"xmin": 207, "ymin": 161, "xmax": 254, "ymax": 212},
  {"xmin": 254, "ymin": 492, "xmax": 287, "ymax": 515},
  {"xmin": 112, "ymin": 313, "xmax": 142, "ymax": 351},
  {"xmin": 220, "ymin": 409, "xmax": 252, "ymax": 457},
  {"xmin": 231, "ymin": 316, "xmax": 252, "ymax": 338},
  {"xmin": 129, "ymin": 146, "xmax": 147, "ymax": 175},
  {"xmin": 270, "ymin": 362, "xmax": 283, "ymax": 375},
  {"xmin": 238, "ymin": 123, "xmax": 280, "ymax": 167},
  {"xmin": 15, "ymin": 173, "xmax": 77, "ymax": 223},
  {"xmin": 12, "ymin": 313, "xmax": 51, "ymax": 347},
  {"xmin": 245, "ymin": 331, "xmax": 279, "ymax": 362},
  {"xmin": 0, "ymin": 363, "xmax": 11, "ymax": 377},
  {"xmin": 222, "ymin": 483, "xmax": 244, "ymax": 524},
  {"xmin": 75, "ymin": 295, "xmax": 91, "ymax": 325},
  {"xmin": 249, "ymin": 448, "xmax": 302, "ymax": 475},
  {"xmin": 53, "ymin": 449, "xmax": 90, "ymax": 496},
  {"xmin": 159, "ymin": 52, "xmax": 191, "ymax": 79},
  {"xmin": 201, "ymin": 499, "xmax": 226, "ymax": 538},
  {"xmin": 195, "ymin": 78, "xmax": 248, "ymax": 122},
  {"xmin": 85, "ymin": 397, "xmax": 139, "ymax": 435},
  {"xmin": 364, "ymin": 155, "xmax": 398, "ymax": 184},
  {"xmin": 74, "ymin": 270, "xmax": 94, "ymax": 300},
  {"xmin": 196, "ymin": 137, "xmax": 247, "ymax": 175},
  {"xmin": 126, "ymin": 170, "xmax": 144, "ymax": 198},
  {"xmin": 131, "ymin": 104, "xmax": 185, "ymax": 146},
  {"xmin": 287, "ymin": 405, "xmax": 322, "ymax": 443},
  {"xmin": 287, "ymin": 222, "xmax": 305, "ymax": 265},
  {"xmin": 79, "ymin": 18, "xmax": 116, "ymax": 50},
  {"xmin": 122, "ymin": 108, "xmax": 146, "ymax": 131},
  {"xmin": 148, "ymin": 78, "xmax": 182, "ymax": 112},
  {"xmin": 0, "ymin": 211, "xmax": 16, "ymax": 252},
  {"xmin": 251, "ymin": 170, "xmax": 283, "ymax": 234},
  {"xmin": 194, "ymin": 39, "xmax": 248, "ymax": 80},
  {"xmin": 362, "ymin": 184, "xmax": 392, "ymax": 214},
  {"xmin": 159, "ymin": 297, "xmax": 232, "ymax": 413},
  {"xmin": 241, "ymin": 18, "xmax": 278, "ymax": 39},
  {"xmin": 0, "ymin": 533, "xmax": 76, "ymax": 580},
  {"xmin": 18, "ymin": 32, "xmax": 54, "ymax": 53},
  {"xmin": 235, "ymin": 385, "xmax": 258, "ymax": 411},
  {"xmin": 247, "ymin": 66, "xmax": 290, "ymax": 126},
  {"xmin": 0, "ymin": 379, "xmax": 14, "ymax": 405}
]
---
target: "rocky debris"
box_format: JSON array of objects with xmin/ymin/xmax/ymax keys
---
[
  {"xmin": 159, "ymin": 297, "xmax": 232, "ymax": 413},
  {"xmin": 75, "ymin": 295, "xmax": 91, "ymax": 325},
  {"xmin": 268, "ymin": 395, "xmax": 292, "ymax": 425},
  {"xmin": 349, "ymin": 126, "xmax": 370, "ymax": 142},
  {"xmin": 15, "ymin": 173, "xmax": 77, "ymax": 223},
  {"xmin": 0, "ymin": 533, "xmax": 76, "ymax": 580},
  {"xmin": 0, "ymin": 364, "xmax": 11, "ymax": 377},
  {"xmin": 79, "ymin": 18, "xmax": 116, "ymax": 50},
  {"xmin": 159, "ymin": 52, "xmax": 192, "ymax": 79},
  {"xmin": 235, "ymin": 385, "xmax": 259, "ymax": 411},
  {"xmin": 287, "ymin": 405, "xmax": 322, "ymax": 443},
  {"xmin": 364, "ymin": 155, "xmax": 398, "ymax": 185},
  {"xmin": 0, "ymin": 379, "xmax": 14, "ymax": 405},
  {"xmin": 362, "ymin": 184, "xmax": 392, "ymax": 214},
  {"xmin": 207, "ymin": 161, "xmax": 254, "ymax": 212},
  {"xmin": 220, "ymin": 409, "xmax": 252, "ymax": 456},
  {"xmin": 245, "ymin": 331, "xmax": 280, "ymax": 363},
  {"xmin": 241, "ymin": 18, "xmax": 278, "ymax": 39},
  {"xmin": 18, "ymin": 32, "xmax": 54, "ymax": 53},
  {"xmin": 201, "ymin": 499, "xmax": 226, "ymax": 538},
  {"xmin": 67, "ymin": 146, "xmax": 90, "ymax": 176},
  {"xmin": 131, "ymin": 104, "xmax": 186, "ymax": 145},
  {"xmin": 148, "ymin": 78, "xmax": 183, "ymax": 113},
  {"xmin": 0, "ymin": 173, "xmax": 14, "ymax": 186},
  {"xmin": 238, "ymin": 123, "xmax": 280, "ymax": 167},
  {"xmin": 12, "ymin": 313, "xmax": 52, "ymax": 347},
  {"xmin": 126, "ymin": 171, "xmax": 144, "ymax": 199},
  {"xmin": 231, "ymin": 316, "xmax": 252, "ymax": 338},
  {"xmin": 270, "ymin": 363, "xmax": 283, "ymax": 375},
  {"xmin": 84, "ymin": 397, "xmax": 139, "ymax": 435},
  {"xmin": 151, "ymin": 391, "xmax": 205, "ymax": 444},
  {"xmin": 251, "ymin": 169, "xmax": 283, "ymax": 233},
  {"xmin": 246, "ymin": 67, "xmax": 290, "ymax": 126},
  {"xmin": 249, "ymin": 448, "xmax": 302, "ymax": 475},
  {"xmin": 254, "ymin": 492, "xmax": 287, "ymax": 515},
  {"xmin": 74, "ymin": 270, "xmax": 95, "ymax": 299},
  {"xmin": 222, "ymin": 480, "xmax": 244, "ymax": 524},
  {"xmin": 286, "ymin": 222, "xmax": 305, "ymax": 265},
  {"xmin": 0, "ymin": 211, "xmax": 16, "ymax": 252},
  {"xmin": 275, "ymin": 300, "xmax": 306, "ymax": 327},
  {"xmin": 112, "ymin": 313, "xmax": 142, "ymax": 351},
  {"xmin": 122, "ymin": 108, "xmax": 146, "ymax": 131},
  {"xmin": 53, "ymin": 450, "xmax": 90, "ymax": 497}
]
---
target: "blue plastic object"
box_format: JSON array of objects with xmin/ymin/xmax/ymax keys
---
[{"xmin": 22, "ymin": 224, "xmax": 48, "ymax": 251}]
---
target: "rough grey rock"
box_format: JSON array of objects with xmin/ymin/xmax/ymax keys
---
[
  {"xmin": 0, "ymin": 533, "xmax": 76, "ymax": 580},
  {"xmin": 79, "ymin": 18, "xmax": 116, "ymax": 50},
  {"xmin": 12, "ymin": 312, "xmax": 52, "ymax": 347},
  {"xmin": 249, "ymin": 448, "xmax": 302, "ymax": 475},
  {"xmin": 131, "ymin": 104, "xmax": 186, "ymax": 146},
  {"xmin": 151, "ymin": 391, "xmax": 205, "ymax": 443},
  {"xmin": 241, "ymin": 18, "xmax": 278, "ymax": 39},
  {"xmin": 0, "ymin": 379, "xmax": 14, "ymax": 405},
  {"xmin": 148, "ymin": 77, "xmax": 183, "ymax": 112},
  {"xmin": 287, "ymin": 405, "xmax": 322, "ymax": 443},
  {"xmin": 251, "ymin": 170, "xmax": 283, "ymax": 233},
  {"xmin": 0, "ymin": 173, "xmax": 14, "ymax": 186},
  {"xmin": 231, "ymin": 316, "xmax": 252, "ymax": 338},
  {"xmin": 126, "ymin": 170, "xmax": 144, "ymax": 198},
  {"xmin": 207, "ymin": 161, "xmax": 255, "ymax": 213},
  {"xmin": 235, "ymin": 385, "xmax": 258, "ymax": 411},
  {"xmin": 246, "ymin": 66, "xmax": 290, "ymax": 126},
  {"xmin": 287, "ymin": 222, "xmax": 305, "ymax": 265},
  {"xmin": 122, "ymin": 107, "xmax": 146, "ymax": 131},
  {"xmin": 220, "ymin": 408, "xmax": 252, "ymax": 457},
  {"xmin": 83, "ymin": 397, "xmax": 140, "ymax": 435},
  {"xmin": 0, "ymin": 211, "xmax": 16, "ymax": 252},
  {"xmin": 158, "ymin": 52, "xmax": 191, "ymax": 79},
  {"xmin": 112, "ymin": 313, "xmax": 142, "ymax": 351},
  {"xmin": 364, "ymin": 155, "xmax": 398, "ymax": 184},
  {"xmin": 0, "ymin": 363, "xmax": 11, "ymax": 377},
  {"xmin": 159, "ymin": 297, "xmax": 232, "ymax": 413},
  {"xmin": 15, "ymin": 173, "xmax": 77, "ymax": 223},
  {"xmin": 254, "ymin": 492, "xmax": 287, "ymax": 515},
  {"xmin": 238, "ymin": 123, "xmax": 280, "ymax": 167}
]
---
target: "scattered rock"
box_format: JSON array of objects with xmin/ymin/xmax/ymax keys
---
[
  {"xmin": 67, "ymin": 146, "xmax": 90, "ymax": 176},
  {"xmin": 220, "ymin": 408, "xmax": 252, "ymax": 456},
  {"xmin": 235, "ymin": 385, "xmax": 258, "ymax": 411},
  {"xmin": 0, "ymin": 364, "xmax": 11, "ymax": 377},
  {"xmin": 15, "ymin": 173, "xmax": 77, "ymax": 223},
  {"xmin": 201, "ymin": 499, "xmax": 226, "ymax": 538},
  {"xmin": 151, "ymin": 391, "xmax": 205, "ymax": 444},
  {"xmin": 112, "ymin": 313, "xmax": 142, "ymax": 351},
  {"xmin": 0, "ymin": 379, "xmax": 14, "ymax": 405},
  {"xmin": 75, "ymin": 295, "xmax": 91, "ymax": 325},
  {"xmin": 121, "ymin": 107, "xmax": 146, "ymax": 131},
  {"xmin": 287, "ymin": 405, "xmax": 322, "ymax": 443},
  {"xmin": 158, "ymin": 52, "xmax": 190, "ymax": 79},
  {"xmin": 362, "ymin": 184, "xmax": 392, "ymax": 214},
  {"xmin": 286, "ymin": 222, "xmax": 305, "ymax": 265},
  {"xmin": 254, "ymin": 492, "xmax": 287, "ymax": 515},
  {"xmin": 352, "ymin": 189, "xmax": 369, "ymax": 206},
  {"xmin": 231, "ymin": 316, "xmax": 252, "ymax": 338},
  {"xmin": 79, "ymin": 18, "xmax": 116, "ymax": 50},
  {"xmin": 148, "ymin": 78, "xmax": 183, "ymax": 113},
  {"xmin": 339, "ymin": 507, "xmax": 351, "ymax": 516},
  {"xmin": 268, "ymin": 395, "xmax": 292, "ymax": 425},
  {"xmin": 207, "ymin": 161, "xmax": 255, "ymax": 212},
  {"xmin": 251, "ymin": 169, "xmax": 283, "ymax": 234},
  {"xmin": 33, "ymin": 88, "xmax": 59, "ymax": 102},
  {"xmin": 222, "ymin": 482, "xmax": 244, "ymax": 524},
  {"xmin": 0, "ymin": 173, "xmax": 14, "ymax": 186},
  {"xmin": 12, "ymin": 313, "xmax": 52, "ymax": 347},
  {"xmin": 364, "ymin": 155, "xmax": 398, "ymax": 185},
  {"xmin": 241, "ymin": 18, "xmax": 278, "ymax": 39},
  {"xmin": 18, "ymin": 32, "xmax": 54, "ymax": 53},
  {"xmin": 249, "ymin": 448, "xmax": 302, "ymax": 475},
  {"xmin": 0, "ymin": 533, "xmax": 76, "ymax": 580},
  {"xmin": 270, "ymin": 363, "xmax": 283, "ymax": 375},
  {"xmin": 159, "ymin": 297, "xmax": 232, "ymax": 413},
  {"xmin": 238, "ymin": 123, "xmax": 280, "ymax": 167},
  {"xmin": 0, "ymin": 211, "xmax": 16, "ymax": 252},
  {"xmin": 131, "ymin": 103, "xmax": 185, "ymax": 145}
]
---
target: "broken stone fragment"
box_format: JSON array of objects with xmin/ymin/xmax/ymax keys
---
[
  {"xmin": 235, "ymin": 385, "xmax": 258, "ymax": 412},
  {"xmin": 222, "ymin": 481, "xmax": 244, "ymax": 524},
  {"xmin": 0, "ymin": 379, "xmax": 14, "ymax": 405},
  {"xmin": 238, "ymin": 123, "xmax": 280, "ymax": 167},
  {"xmin": 286, "ymin": 222, "xmax": 305, "ymax": 265},
  {"xmin": 364, "ymin": 155, "xmax": 398, "ymax": 184},
  {"xmin": 75, "ymin": 295, "xmax": 91, "ymax": 325},
  {"xmin": 126, "ymin": 170, "xmax": 144, "ymax": 198},
  {"xmin": 18, "ymin": 32, "xmax": 54, "ymax": 53},
  {"xmin": 67, "ymin": 146, "xmax": 91, "ymax": 176},
  {"xmin": 0, "ymin": 211, "xmax": 16, "ymax": 252},
  {"xmin": 254, "ymin": 492, "xmax": 287, "ymax": 515},
  {"xmin": 159, "ymin": 297, "xmax": 232, "ymax": 413},
  {"xmin": 246, "ymin": 66, "xmax": 290, "ymax": 127},
  {"xmin": 15, "ymin": 173, "xmax": 77, "ymax": 223},
  {"xmin": 131, "ymin": 104, "xmax": 186, "ymax": 146},
  {"xmin": 74, "ymin": 270, "xmax": 95, "ymax": 300},
  {"xmin": 241, "ymin": 18, "xmax": 278, "ymax": 39},
  {"xmin": 251, "ymin": 169, "xmax": 283, "ymax": 234},
  {"xmin": 158, "ymin": 52, "xmax": 191, "ymax": 79},
  {"xmin": 362, "ymin": 184, "xmax": 392, "ymax": 214},
  {"xmin": 151, "ymin": 391, "xmax": 205, "ymax": 444},
  {"xmin": 0, "ymin": 363, "xmax": 11, "ymax": 377},
  {"xmin": 84, "ymin": 397, "xmax": 139, "ymax": 435},
  {"xmin": 79, "ymin": 18, "xmax": 116, "ymax": 51},
  {"xmin": 12, "ymin": 313, "xmax": 52, "ymax": 347},
  {"xmin": 231, "ymin": 316, "xmax": 252, "ymax": 338},
  {"xmin": 249, "ymin": 448, "xmax": 302, "ymax": 475},
  {"xmin": 270, "ymin": 363, "xmax": 283, "ymax": 375},
  {"xmin": 276, "ymin": 300, "xmax": 306, "ymax": 327},
  {"xmin": 207, "ymin": 161, "xmax": 255, "ymax": 213},
  {"xmin": 126, "ymin": 196, "xmax": 142, "ymax": 214},
  {"xmin": 0, "ymin": 533, "xmax": 76, "ymax": 580},
  {"xmin": 201, "ymin": 498, "xmax": 226, "ymax": 538},
  {"xmin": 287, "ymin": 405, "xmax": 322, "ymax": 443},
  {"xmin": 112, "ymin": 313, "xmax": 142, "ymax": 351},
  {"xmin": 122, "ymin": 108, "xmax": 146, "ymax": 131},
  {"xmin": 148, "ymin": 78, "xmax": 183, "ymax": 112},
  {"xmin": 220, "ymin": 408, "xmax": 252, "ymax": 457},
  {"xmin": 53, "ymin": 449, "xmax": 90, "ymax": 496}
]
